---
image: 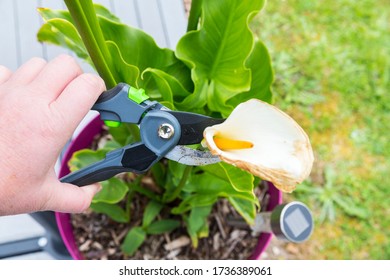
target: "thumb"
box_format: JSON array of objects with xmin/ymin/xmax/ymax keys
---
[{"xmin": 44, "ymin": 182, "xmax": 102, "ymax": 213}]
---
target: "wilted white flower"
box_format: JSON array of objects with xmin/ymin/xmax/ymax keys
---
[{"xmin": 203, "ymin": 99, "xmax": 314, "ymax": 192}]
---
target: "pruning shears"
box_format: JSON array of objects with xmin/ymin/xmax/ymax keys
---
[{"xmin": 60, "ymin": 83, "xmax": 224, "ymax": 187}]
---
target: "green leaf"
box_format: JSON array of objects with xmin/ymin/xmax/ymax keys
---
[
  {"xmin": 146, "ymin": 219, "xmax": 180, "ymax": 235},
  {"xmin": 92, "ymin": 177, "xmax": 129, "ymax": 204},
  {"xmin": 168, "ymin": 161, "xmax": 189, "ymax": 182},
  {"xmin": 142, "ymin": 68, "xmax": 191, "ymax": 107},
  {"xmin": 151, "ymin": 162, "xmax": 166, "ymax": 188},
  {"xmin": 163, "ymin": 161, "xmax": 189, "ymax": 199},
  {"xmin": 92, "ymin": 4, "xmax": 120, "ymax": 22},
  {"xmin": 201, "ymin": 162, "xmax": 254, "ymax": 193},
  {"xmin": 38, "ymin": 3, "xmax": 191, "ymax": 99},
  {"xmin": 142, "ymin": 200, "xmax": 163, "ymax": 228},
  {"xmin": 121, "ymin": 227, "xmax": 146, "ymax": 255},
  {"xmin": 38, "ymin": 7, "xmax": 73, "ymax": 22},
  {"xmin": 67, "ymin": 140, "xmax": 121, "ymax": 172},
  {"xmin": 228, "ymin": 197, "xmax": 256, "ymax": 225},
  {"xmin": 228, "ymin": 40, "xmax": 274, "ymax": 106},
  {"xmin": 163, "ymin": 165, "xmax": 193, "ymax": 203},
  {"xmin": 187, "ymin": 205, "xmax": 212, "ymax": 247},
  {"xmin": 108, "ymin": 123, "xmax": 140, "ymax": 146},
  {"xmin": 106, "ymin": 41, "xmax": 140, "ymax": 86},
  {"xmin": 128, "ymin": 181, "xmax": 162, "ymax": 202},
  {"xmin": 97, "ymin": 16, "xmax": 189, "ymax": 89},
  {"xmin": 173, "ymin": 172, "xmax": 257, "ymax": 214},
  {"xmin": 90, "ymin": 202, "xmax": 129, "ymax": 223},
  {"xmin": 333, "ymin": 196, "xmax": 369, "ymax": 219},
  {"xmin": 37, "ymin": 19, "xmax": 89, "ymax": 60},
  {"xmin": 68, "ymin": 149, "xmax": 107, "ymax": 172},
  {"xmin": 172, "ymin": 194, "xmax": 218, "ymax": 214},
  {"xmin": 176, "ymin": 0, "xmax": 266, "ymax": 115}
]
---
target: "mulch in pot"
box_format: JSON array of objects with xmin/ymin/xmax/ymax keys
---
[{"xmin": 71, "ymin": 182, "xmax": 270, "ymax": 260}]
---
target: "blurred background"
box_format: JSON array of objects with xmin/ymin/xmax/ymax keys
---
[{"xmin": 252, "ymin": 0, "xmax": 389, "ymax": 259}]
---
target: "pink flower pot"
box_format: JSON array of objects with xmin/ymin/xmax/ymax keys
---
[{"xmin": 56, "ymin": 116, "xmax": 282, "ymax": 260}]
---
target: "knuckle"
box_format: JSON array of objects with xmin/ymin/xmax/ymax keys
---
[
  {"xmin": 79, "ymin": 73, "xmax": 106, "ymax": 92},
  {"xmin": 56, "ymin": 54, "xmax": 81, "ymax": 74},
  {"xmin": 29, "ymin": 57, "xmax": 47, "ymax": 65}
]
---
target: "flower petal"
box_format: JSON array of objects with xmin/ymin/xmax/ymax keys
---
[{"xmin": 203, "ymin": 99, "xmax": 314, "ymax": 192}]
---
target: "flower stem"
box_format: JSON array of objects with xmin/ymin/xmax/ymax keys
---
[
  {"xmin": 64, "ymin": 0, "xmax": 116, "ymax": 88},
  {"xmin": 187, "ymin": 0, "xmax": 202, "ymax": 32}
]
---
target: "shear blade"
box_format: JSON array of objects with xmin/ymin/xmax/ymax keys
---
[
  {"xmin": 166, "ymin": 111, "xmax": 224, "ymax": 145},
  {"xmin": 165, "ymin": 146, "xmax": 220, "ymax": 166}
]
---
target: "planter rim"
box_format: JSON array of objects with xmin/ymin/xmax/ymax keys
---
[{"xmin": 56, "ymin": 116, "xmax": 282, "ymax": 260}]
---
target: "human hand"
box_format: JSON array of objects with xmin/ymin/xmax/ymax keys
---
[{"xmin": 0, "ymin": 55, "xmax": 105, "ymax": 216}]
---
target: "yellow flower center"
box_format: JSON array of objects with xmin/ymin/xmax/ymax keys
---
[{"xmin": 213, "ymin": 135, "xmax": 254, "ymax": 150}]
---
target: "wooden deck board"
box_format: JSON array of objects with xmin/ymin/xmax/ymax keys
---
[
  {"xmin": 0, "ymin": 0, "xmax": 186, "ymax": 70},
  {"xmin": 15, "ymin": 0, "xmax": 45, "ymax": 64},
  {"xmin": 158, "ymin": 0, "xmax": 187, "ymax": 49},
  {"xmin": 136, "ymin": 0, "xmax": 167, "ymax": 47},
  {"xmin": 112, "ymin": 0, "xmax": 140, "ymax": 28},
  {"xmin": 0, "ymin": 0, "xmax": 19, "ymax": 70}
]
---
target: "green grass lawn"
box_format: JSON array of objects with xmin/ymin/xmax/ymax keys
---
[{"xmin": 252, "ymin": 0, "xmax": 389, "ymax": 259}]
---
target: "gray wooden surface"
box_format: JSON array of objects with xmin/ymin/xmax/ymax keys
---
[
  {"xmin": 0, "ymin": 0, "xmax": 187, "ymax": 70},
  {"xmin": 0, "ymin": 0, "xmax": 186, "ymax": 259}
]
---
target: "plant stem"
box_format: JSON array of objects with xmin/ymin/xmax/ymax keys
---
[
  {"xmin": 166, "ymin": 166, "xmax": 193, "ymax": 203},
  {"xmin": 187, "ymin": 0, "xmax": 202, "ymax": 32},
  {"xmin": 64, "ymin": 0, "xmax": 116, "ymax": 88}
]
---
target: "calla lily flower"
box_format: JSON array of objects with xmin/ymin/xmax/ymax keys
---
[{"xmin": 203, "ymin": 99, "xmax": 314, "ymax": 193}]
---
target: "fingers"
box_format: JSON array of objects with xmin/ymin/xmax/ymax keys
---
[
  {"xmin": 44, "ymin": 182, "xmax": 102, "ymax": 213},
  {"xmin": 30, "ymin": 54, "xmax": 83, "ymax": 101},
  {"xmin": 0, "ymin": 65, "xmax": 13, "ymax": 85},
  {"xmin": 7, "ymin": 57, "xmax": 46, "ymax": 85},
  {"xmin": 52, "ymin": 73, "xmax": 105, "ymax": 131}
]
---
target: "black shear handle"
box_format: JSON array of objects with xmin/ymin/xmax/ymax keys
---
[
  {"xmin": 60, "ymin": 143, "xmax": 158, "ymax": 187},
  {"xmin": 60, "ymin": 164, "xmax": 125, "ymax": 187}
]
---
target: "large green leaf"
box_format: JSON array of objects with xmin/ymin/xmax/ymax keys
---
[
  {"xmin": 97, "ymin": 16, "xmax": 191, "ymax": 89},
  {"xmin": 228, "ymin": 40, "xmax": 274, "ymax": 106},
  {"xmin": 106, "ymin": 41, "xmax": 139, "ymax": 86},
  {"xmin": 142, "ymin": 68, "xmax": 191, "ymax": 108},
  {"xmin": 176, "ymin": 0, "xmax": 265, "ymax": 115}
]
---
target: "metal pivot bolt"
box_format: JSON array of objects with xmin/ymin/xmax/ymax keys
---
[{"xmin": 158, "ymin": 123, "xmax": 175, "ymax": 139}]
